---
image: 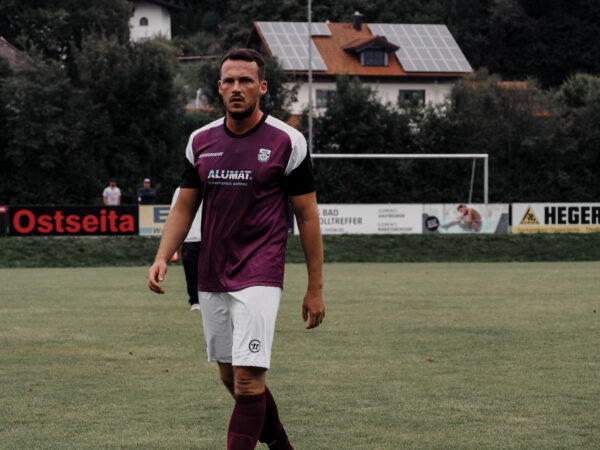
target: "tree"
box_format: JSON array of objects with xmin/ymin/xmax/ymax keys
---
[
  {"xmin": 74, "ymin": 35, "xmax": 186, "ymax": 203},
  {"xmin": 309, "ymin": 76, "xmax": 413, "ymax": 203},
  {"xmin": 555, "ymin": 74, "xmax": 600, "ymax": 200},
  {"xmin": 440, "ymin": 75, "xmax": 563, "ymax": 202},
  {"xmin": 0, "ymin": 55, "xmax": 83, "ymax": 204},
  {"xmin": 0, "ymin": 0, "xmax": 132, "ymax": 80}
]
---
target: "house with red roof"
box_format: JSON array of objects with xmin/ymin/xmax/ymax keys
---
[{"xmin": 246, "ymin": 13, "xmax": 472, "ymax": 115}]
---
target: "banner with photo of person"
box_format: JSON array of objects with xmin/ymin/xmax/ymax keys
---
[{"xmin": 422, "ymin": 204, "xmax": 509, "ymax": 234}]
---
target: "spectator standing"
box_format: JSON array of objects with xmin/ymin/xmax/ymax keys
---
[
  {"xmin": 102, "ymin": 178, "xmax": 121, "ymax": 205},
  {"xmin": 137, "ymin": 178, "xmax": 157, "ymax": 204}
]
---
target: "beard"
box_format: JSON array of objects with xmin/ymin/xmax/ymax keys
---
[{"xmin": 225, "ymin": 96, "xmax": 259, "ymax": 120}]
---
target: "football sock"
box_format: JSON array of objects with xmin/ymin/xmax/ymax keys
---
[
  {"xmin": 227, "ymin": 392, "xmax": 266, "ymax": 450},
  {"xmin": 259, "ymin": 387, "xmax": 293, "ymax": 450}
]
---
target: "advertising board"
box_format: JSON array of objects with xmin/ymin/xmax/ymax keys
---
[
  {"xmin": 8, "ymin": 205, "xmax": 138, "ymax": 236},
  {"xmin": 422, "ymin": 204, "xmax": 509, "ymax": 234},
  {"xmin": 139, "ymin": 204, "xmax": 171, "ymax": 236},
  {"xmin": 512, "ymin": 203, "xmax": 600, "ymax": 233},
  {"xmin": 300, "ymin": 204, "xmax": 422, "ymax": 235}
]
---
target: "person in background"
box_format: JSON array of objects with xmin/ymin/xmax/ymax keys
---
[
  {"xmin": 170, "ymin": 187, "xmax": 202, "ymax": 311},
  {"xmin": 103, "ymin": 178, "xmax": 121, "ymax": 206},
  {"xmin": 137, "ymin": 178, "xmax": 157, "ymax": 204}
]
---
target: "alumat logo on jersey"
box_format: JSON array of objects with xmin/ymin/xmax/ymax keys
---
[
  {"xmin": 258, "ymin": 148, "xmax": 271, "ymax": 162},
  {"xmin": 207, "ymin": 169, "xmax": 252, "ymax": 180}
]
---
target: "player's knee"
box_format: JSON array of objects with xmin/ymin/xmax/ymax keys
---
[
  {"xmin": 221, "ymin": 373, "xmax": 234, "ymax": 393},
  {"xmin": 218, "ymin": 363, "xmax": 234, "ymax": 395},
  {"xmin": 233, "ymin": 368, "xmax": 265, "ymax": 396}
]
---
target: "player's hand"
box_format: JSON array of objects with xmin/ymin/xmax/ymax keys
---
[
  {"xmin": 147, "ymin": 260, "xmax": 168, "ymax": 294},
  {"xmin": 302, "ymin": 290, "xmax": 325, "ymax": 329}
]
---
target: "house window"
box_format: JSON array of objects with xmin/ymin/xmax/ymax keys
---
[
  {"xmin": 361, "ymin": 50, "xmax": 387, "ymax": 67},
  {"xmin": 399, "ymin": 89, "xmax": 426, "ymax": 106},
  {"xmin": 140, "ymin": 17, "xmax": 149, "ymax": 26},
  {"xmin": 316, "ymin": 89, "xmax": 335, "ymax": 108}
]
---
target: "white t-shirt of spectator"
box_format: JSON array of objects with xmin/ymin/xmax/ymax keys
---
[
  {"xmin": 103, "ymin": 186, "xmax": 121, "ymax": 205},
  {"xmin": 170, "ymin": 187, "xmax": 202, "ymax": 242}
]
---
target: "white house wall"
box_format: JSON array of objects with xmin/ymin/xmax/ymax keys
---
[
  {"xmin": 289, "ymin": 79, "xmax": 455, "ymax": 115},
  {"xmin": 130, "ymin": 1, "xmax": 171, "ymax": 41}
]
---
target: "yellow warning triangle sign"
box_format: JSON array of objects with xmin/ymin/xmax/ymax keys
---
[{"xmin": 520, "ymin": 206, "xmax": 539, "ymax": 225}]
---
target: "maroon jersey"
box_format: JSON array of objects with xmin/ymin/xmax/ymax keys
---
[{"xmin": 180, "ymin": 114, "xmax": 315, "ymax": 292}]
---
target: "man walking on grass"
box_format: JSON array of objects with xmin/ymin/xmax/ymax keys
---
[{"xmin": 147, "ymin": 48, "xmax": 325, "ymax": 449}]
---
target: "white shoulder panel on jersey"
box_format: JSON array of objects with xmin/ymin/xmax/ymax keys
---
[
  {"xmin": 264, "ymin": 115, "xmax": 308, "ymax": 176},
  {"xmin": 185, "ymin": 117, "xmax": 225, "ymax": 164}
]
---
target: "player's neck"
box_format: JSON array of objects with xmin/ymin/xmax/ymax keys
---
[{"xmin": 226, "ymin": 109, "xmax": 264, "ymax": 135}]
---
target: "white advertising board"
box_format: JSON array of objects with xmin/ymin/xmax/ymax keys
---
[
  {"xmin": 298, "ymin": 204, "xmax": 423, "ymax": 235},
  {"xmin": 512, "ymin": 203, "xmax": 600, "ymax": 233},
  {"xmin": 139, "ymin": 204, "xmax": 170, "ymax": 236},
  {"xmin": 422, "ymin": 204, "xmax": 509, "ymax": 234}
]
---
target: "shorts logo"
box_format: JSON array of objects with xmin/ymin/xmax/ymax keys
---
[
  {"xmin": 249, "ymin": 339, "xmax": 261, "ymax": 353},
  {"xmin": 258, "ymin": 148, "xmax": 271, "ymax": 163}
]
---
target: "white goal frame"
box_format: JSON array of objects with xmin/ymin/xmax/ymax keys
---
[{"xmin": 310, "ymin": 153, "xmax": 489, "ymax": 207}]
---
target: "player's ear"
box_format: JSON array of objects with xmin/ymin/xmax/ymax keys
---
[
  {"xmin": 218, "ymin": 80, "xmax": 223, "ymax": 95},
  {"xmin": 259, "ymin": 80, "xmax": 267, "ymax": 96}
]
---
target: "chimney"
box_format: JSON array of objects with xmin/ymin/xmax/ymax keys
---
[{"xmin": 352, "ymin": 11, "xmax": 363, "ymax": 31}]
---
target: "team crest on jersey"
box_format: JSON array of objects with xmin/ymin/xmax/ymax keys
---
[{"xmin": 258, "ymin": 148, "xmax": 271, "ymax": 162}]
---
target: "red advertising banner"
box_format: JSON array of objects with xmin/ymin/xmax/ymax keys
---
[{"xmin": 8, "ymin": 206, "xmax": 138, "ymax": 236}]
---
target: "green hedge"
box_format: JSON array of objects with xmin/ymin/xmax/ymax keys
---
[{"xmin": 1, "ymin": 233, "xmax": 600, "ymax": 268}]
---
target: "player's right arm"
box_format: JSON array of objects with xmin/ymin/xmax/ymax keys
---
[{"xmin": 147, "ymin": 187, "xmax": 201, "ymax": 294}]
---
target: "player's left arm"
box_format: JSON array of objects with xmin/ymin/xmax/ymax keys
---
[{"xmin": 291, "ymin": 192, "xmax": 325, "ymax": 329}]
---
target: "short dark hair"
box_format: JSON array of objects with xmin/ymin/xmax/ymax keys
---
[
  {"xmin": 220, "ymin": 48, "xmax": 266, "ymax": 80},
  {"xmin": 457, "ymin": 204, "xmax": 466, "ymax": 210}
]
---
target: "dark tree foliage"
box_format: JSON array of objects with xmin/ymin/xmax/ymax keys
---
[
  {"xmin": 2, "ymin": 0, "xmax": 600, "ymax": 206},
  {"xmin": 305, "ymin": 72, "xmax": 600, "ymax": 204},
  {"xmin": 0, "ymin": 0, "xmax": 132, "ymax": 79},
  {"xmin": 308, "ymin": 76, "xmax": 413, "ymax": 203},
  {"xmin": 0, "ymin": 56, "xmax": 83, "ymax": 204},
  {"xmin": 0, "ymin": 36, "xmax": 186, "ymax": 204},
  {"xmin": 554, "ymin": 74, "xmax": 600, "ymax": 200},
  {"xmin": 72, "ymin": 36, "xmax": 186, "ymax": 204}
]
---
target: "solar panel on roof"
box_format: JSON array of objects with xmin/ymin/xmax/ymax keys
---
[
  {"xmin": 368, "ymin": 23, "xmax": 472, "ymax": 73},
  {"xmin": 256, "ymin": 21, "xmax": 329, "ymax": 71}
]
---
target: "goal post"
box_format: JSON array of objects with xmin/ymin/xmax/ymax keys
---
[{"xmin": 310, "ymin": 153, "xmax": 489, "ymax": 206}]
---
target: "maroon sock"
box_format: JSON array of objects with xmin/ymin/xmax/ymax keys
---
[
  {"xmin": 259, "ymin": 387, "xmax": 293, "ymax": 450},
  {"xmin": 227, "ymin": 392, "xmax": 266, "ymax": 450}
]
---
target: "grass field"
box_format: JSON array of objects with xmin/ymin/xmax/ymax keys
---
[{"xmin": 1, "ymin": 262, "xmax": 599, "ymax": 449}]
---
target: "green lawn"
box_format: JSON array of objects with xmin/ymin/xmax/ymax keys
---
[{"xmin": 1, "ymin": 263, "xmax": 599, "ymax": 449}]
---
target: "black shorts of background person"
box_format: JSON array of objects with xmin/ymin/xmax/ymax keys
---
[{"xmin": 181, "ymin": 241, "xmax": 200, "ymax": 306}]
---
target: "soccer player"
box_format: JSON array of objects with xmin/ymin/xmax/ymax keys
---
[{"xmin": 147, "ymin": 48, "xmax": 325, "ymax": 450}]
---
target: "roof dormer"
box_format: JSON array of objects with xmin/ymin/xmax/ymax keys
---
[{"xmin": 342, "ymin": 36, "xmax": 400, "ymax": 67}]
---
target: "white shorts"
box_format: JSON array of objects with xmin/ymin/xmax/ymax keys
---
[{"xmin": 197, "ymin": 286, "xmax": 282, "ymax": 369}]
